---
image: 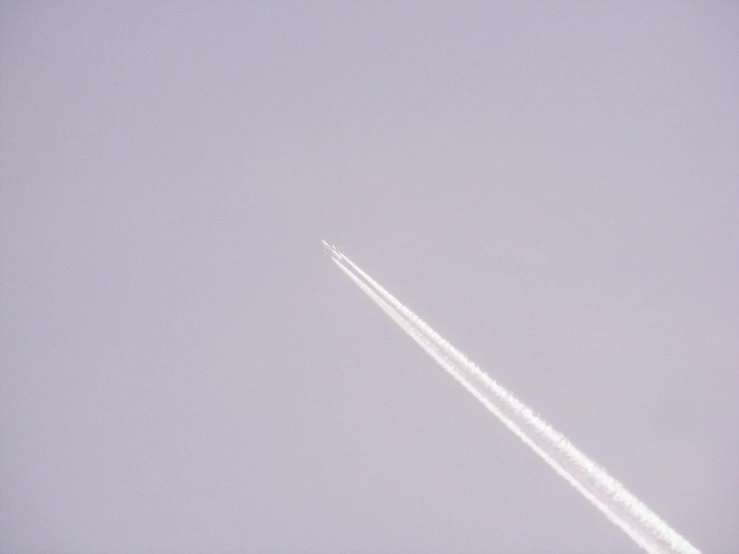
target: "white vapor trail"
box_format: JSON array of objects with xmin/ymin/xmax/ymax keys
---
[
  {"xmin": 329, "ymin": 250, "xmax": 700, "ymax": 554},
  {"xmin": 330, "ymin": 258, "xmax": 658, "ymax": 551}
]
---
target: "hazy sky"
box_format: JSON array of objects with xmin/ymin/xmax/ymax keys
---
[{"xmin": 2, "ymin": 3, "xmax": 738, "ymax": 553}]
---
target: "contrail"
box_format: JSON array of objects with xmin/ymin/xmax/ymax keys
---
[
  {"xmin": 330, "ymin": 257, "xmax": 659, "ymax": 551},
  {"xmin": 325, "ymin": 243, "xmax": 700, "ymax": 554}
]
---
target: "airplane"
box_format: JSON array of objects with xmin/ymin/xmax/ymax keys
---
[{"xmin": 321, "ymin": 239, "xmax": 344, "ymax": 260}]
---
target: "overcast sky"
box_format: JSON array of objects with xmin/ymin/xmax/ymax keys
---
[{"xmin": 2, "ymin": 3, "xmax": 738, "ymax": 553}]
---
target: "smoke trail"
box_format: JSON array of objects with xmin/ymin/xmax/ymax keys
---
[{"xmin": 331, "ymin": 251, "xmax": 700, "ymax": 554}]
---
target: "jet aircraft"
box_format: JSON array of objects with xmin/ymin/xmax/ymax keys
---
[{"xmin": 321, "ymin": 240, "xmax": 344, "ymax": 260}]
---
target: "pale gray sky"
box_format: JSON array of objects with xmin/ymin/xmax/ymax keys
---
[{"xmin": 2, "ymin": 3, "xmax": 738, "ymax": 553}]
